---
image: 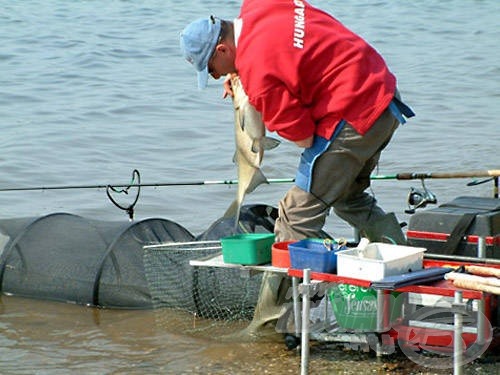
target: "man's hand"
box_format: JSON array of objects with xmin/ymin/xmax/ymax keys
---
[{"xmin": 222, "ymin": 73, "xmax": 237, "ymax": 99}]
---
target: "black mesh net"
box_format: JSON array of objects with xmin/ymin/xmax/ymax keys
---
[
  {"xmin": 0, "ymin": 213, "xmax": 194, "ymax": 309},
  {"xmin": 142, "ymin": 205, "xmax": 280, "ymax": 320},
  {"xmin": 0, "ymin": 205, "xmax": 278, "ymax": 318},
  {"xmin": 143, "ymin": 242, "xmax": 262, "ymax": 320}
]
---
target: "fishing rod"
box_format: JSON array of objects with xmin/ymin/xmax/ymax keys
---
[
  {"xmin": 0, "ymin": 169, "xmax": 498, "ymax": 192},
  {"xmin": 371, "ymin": 170, "xmax": 500, "ymax": 201},
  {"xmin": 0, "ymin": 178, "xmax": 296, "ymax": 192},
  {"xmin": 370, "ymin": 169, "xmax": 500, "ymax": 180}
]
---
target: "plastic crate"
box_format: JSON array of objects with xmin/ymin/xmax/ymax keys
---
[
  {"xmin": 336, "ymin": 243, "xmax": 426, "ymax": 281},
  {"xmin": 289, "ymin": 238, "xmax": 346, "ymax": 273},
  {"xmin": 221, "ymin": 233, "xmax": 275, "ymax": 265}
]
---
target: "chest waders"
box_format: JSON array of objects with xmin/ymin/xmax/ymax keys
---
[{"xmin": 294, "ymin": 96, "xmax": 415, "ymax": 244}]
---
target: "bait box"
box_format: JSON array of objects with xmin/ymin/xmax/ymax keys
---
[
  {"xmin": 221, "ymin": 233, "xmax": 275, "ymax": 265},
  {"xmin": 289, "ymin": 239, "xmax": 342, "ymax": 274},
  {"xmin": 271, "ymin": 241, "xmax": 294, "ymax": 269}
]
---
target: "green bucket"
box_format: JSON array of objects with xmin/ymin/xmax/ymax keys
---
[{"xmin": 328, "ymin": 284, "xmax": 403, "ymax": 331}]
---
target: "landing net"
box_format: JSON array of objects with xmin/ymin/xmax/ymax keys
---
[{"xmin": 143, "ymin": 241, "xmax": 262, "ymax": 321}]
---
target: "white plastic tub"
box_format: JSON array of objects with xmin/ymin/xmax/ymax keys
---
[{"xmin": 336, "ymin": 243, "xmax": 426, "ymax": 281}]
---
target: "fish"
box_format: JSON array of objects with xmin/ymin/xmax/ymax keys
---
[{"xmin": 223, "ymin": 75, "xmax": 280, "ymax": 226}]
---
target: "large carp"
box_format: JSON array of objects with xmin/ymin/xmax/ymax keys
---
[{"xmin": 223, "ymin": 75, "xmax": 280, "ymax": 226}]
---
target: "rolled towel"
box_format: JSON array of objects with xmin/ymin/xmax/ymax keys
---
[
  {"xmin": 445, "ymin": 272, "xmax": 500, "ymax": 295},
  {"xmin": 451, "ymin": 278, "xmax": 500, "ymax": 295},
  {"xmin": 465, "ymin": 265, "xmax": 500, "ymax": 279},
  {"xmin": 445, "ymin": 272, "xmax": 500, "ymax": 288}
]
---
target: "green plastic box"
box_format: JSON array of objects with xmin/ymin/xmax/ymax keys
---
[
  {"xmin": 221, "ymin": 233, "xmax": 275, "ymax": 265},
  {"xmin": 328, "ymin": 284, "xmax": 403, "ymax": 331}
]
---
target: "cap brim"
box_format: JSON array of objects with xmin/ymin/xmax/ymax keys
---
[{"xmin": 197, "ymin": 67, "xmax": 209, "ymax": 89}]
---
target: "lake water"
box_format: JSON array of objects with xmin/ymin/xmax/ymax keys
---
[{"xmin": 1, "ymin": 0, "xmax": 499, "ymax": 373}]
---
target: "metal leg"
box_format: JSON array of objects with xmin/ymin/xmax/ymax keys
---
[
  {"xmin": 323, "ymin": 287, "xmax": 330, "ymax": 331},
  {"xmin": 301, "ymin": 269, "xmax": 311, "ymax": 375},
  {"xmin": 376, "ymin": 289, "xmax": 383, "ymax": 333},
  {"xmin": 476, "ymin": 297, "xmax": 485, "ymax": 347},
  {"xmin": 292, "ymin": 276, "xmax": 301, "ymax": 337},
  {"xmin": 376, "ymin": 289, "xmax": 390, "ymax": 332},
  {"xmin": 454, "ymin": 291, "xmax": 464, "ymax": 375}
]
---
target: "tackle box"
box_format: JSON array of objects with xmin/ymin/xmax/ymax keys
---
[{"xmin": 407, "ymin": 196, "xmax": 500, "ymax": 257}]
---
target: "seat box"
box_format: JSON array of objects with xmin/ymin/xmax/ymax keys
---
[{"xmin": 407, "ymin": 196, "xmax": 500, "ymax": 257}]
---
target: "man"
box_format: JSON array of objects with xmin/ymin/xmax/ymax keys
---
[{"xmin": 180, "ymin": 0, "xmax": 414, "ymax": 245}]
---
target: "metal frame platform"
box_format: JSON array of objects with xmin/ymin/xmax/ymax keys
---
[{"xmin": 189, "ymin": 254, "xmax": 497, "ymax": 375}]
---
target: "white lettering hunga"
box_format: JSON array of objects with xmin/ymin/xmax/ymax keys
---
[{"xmin": 293, "ymin": 0, "xmax": 305, "ymax": 49}]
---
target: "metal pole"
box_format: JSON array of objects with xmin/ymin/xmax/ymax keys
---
[
  {"xmin": 301, "ymin": 269, "xmax": 311, "ymax": 375},
  {"xmin": 476, "ymin": 297, "xmax": 485, "ymax": 347},
  {"xmin": 477, "ymin": 236, "xmax": 486, "ymax": 258},
  {"xmin": 376, "ymin": 289, "xmax": 384, "ymax": 332},
  {"xmin": 292, "ymin": 276, "xmax": 301, "ymax": 338},
  {"xmin": 454, "ymin": 291, "xmax": 463, "ymax": 375},
  {"xmin": 375, "ymin": 289, "xmax": 390, "ymax": 357}
]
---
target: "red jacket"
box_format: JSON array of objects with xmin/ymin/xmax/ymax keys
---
[{"xmin": 235, "ymin": 0, "xmax": 396, "ymax": 141}]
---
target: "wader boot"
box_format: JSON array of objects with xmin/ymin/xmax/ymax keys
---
[
  {"xmin": 360, "ymin": 212, "xmax": 406, "ymax": 245},
  {"xmin": 243, "ymin": 271, "xmax": 293, "ymax": 334}
]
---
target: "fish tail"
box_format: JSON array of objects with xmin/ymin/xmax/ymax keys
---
[
  {"xmin": 233, "ymin": 205, "xmax": 242, "ymax": 233},
  {"xmin": 223, "ymin": 199, "xmax": 243, "ymax": 233},
  {"xmin": 223, "ymin": 198, "xmax": 239, "ymax": 219}
]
